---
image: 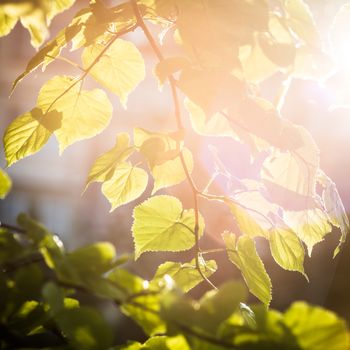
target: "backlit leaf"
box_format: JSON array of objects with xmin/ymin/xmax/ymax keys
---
[
  {"xmin": 284, "ymin": 208, "xmax": 331, "ymax": 256},
  {"xmin": 82, "ymin": 38, "xmax": 145, "ymax": 106},
  {"xmin": 102, "ymin": 162, "xmax": 148, "ymax": 211},
  {"xmin": 269, "ymin": 225, "xmax": 306, "ymax": 276},
  {"xmin": 37, "ymin": 75, "xmax": 113, "ymax": 153},
  {"xmin": 11, "ymin": 8, "xmax": 92, "ymax": 93},
  {"xmin": 132, "ymin": 195, "xmax": 204, "ymax": 259},
  {"xmin": 318, "ymin": 171, "xmax": 349, "ymax": 257},
  {"xmin": 151, "ymin": 148, "xmax": 193, "ymax": 194},
  {"xmin": 3, "ymin": 108, "xmax": 61, "ymax": 166},
  {"xmin": 223, "ymin": 232, "xmax": 272, "ymax": 305},
  {"xmin": 0, "ymin": 8, "xmax": 18, "ymax": 37},
  {"xmin": 284, "ymin": 302, "xmax": 350, "ymax": 350},
  {"xmin": 0, "ymin": 168, "xmax": 12, "ymax": 199},
  {"xmin": 85, "ymin": 133, "xmax": 134, "ymax": 189},
  {"xmin": 151, "ymin": 258, "xmax": 217, "ymax": 292},
  {"xmin": 261, "ymin": 125, "xmax": 320, "ymax": 204}
]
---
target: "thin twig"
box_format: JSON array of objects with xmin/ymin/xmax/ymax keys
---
[{"xmin": 130, "ymin": 0, "xmax": 216, "ymax": 289}]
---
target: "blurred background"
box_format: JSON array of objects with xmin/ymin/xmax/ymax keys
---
[{"xmin": 1, "ymin": 0, "xmax": 350, "ymax": 344}]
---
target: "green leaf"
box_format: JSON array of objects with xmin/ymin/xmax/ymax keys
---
[
  {"xmin": 3, "ymin": 108, "xmax": 62, "ymax": 166},
  {"xmin": 55, "ymin": 306, "xmax": 113, "ymax": 350},
  {"xmin": 82, "ymin": 38, "xmax": 145, "ymax": 106},
  {"xmin": 42, "ymin": 282, "xmax": 65, "ymax": 315},
  {"xmin": 37, "ymin": 75, "xmax": 113, "ymax": 153},
  {"xmin": 151, "ymin": 148, "xmax": 193, "ymax": 194},
  {"xmin": 85, "ymin": 132, "xmax": 134, "ymax": 189},
  {"xmin": 151, "ymin": 258, "xmax": 217, "ymax": 293},
  {"xmin": 66, "ymin": 242, "xmax": 116, "ymax": 275},
  {"xmin": 132, "ymin": 195, "xmax": 204, "ymax": 259},
  {"xmin": 269, "ymin": 225, "xmax": 306, "ymax": 277},
  {"xmin": 284, "ymin": 302, "xmax": 350, "ymax": 350},
  {"xmin": 223, "ymin": 232, "xmax": 272, "ymax": 305},
  {"xmin": 102, "ymin": 162, "xmax": 148, "ymax": 211},
  {"xmin": 197, "ymin": 281, "xmax": 247, "ymax": 332},
  {"xmin": 0, "ymin": 168, "xmax": 12, "ymax": 199}
]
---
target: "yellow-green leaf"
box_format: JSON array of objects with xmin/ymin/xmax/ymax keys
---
[
  {"xmin": 284, "ymin": 0, "xmax": 321, "ymax": 49},
  {"xmin": 151, "ymin": 148, "xmax": 193, "ymax": 194},
  {"xmin": 37, "ymin": 75, "xmax": 113, "ymax": 153},
  {"xmin": 19, "ymin": 6, "xmax": 49, "ymax": 47},
  {"xmin": 0, "ymin": 8, "xmax": 18, "ymax": 37},
  {"xmin": 284, "ymin": 302, "xmax": 350, "ymax": 350},
  {"xmin": 85, "ymin": 133, "xmax": 134, "ymax": 189},
  {"xmin": 269, "ymin": 226, "xmax": 306, "ymax": 276},
  {"xmin": 3, "ymin": 108, "xmax": 62, "ymax": 166},
  {"xmin": 132, "ymin": 195, "xmax": 204, "ymax": 259},
  {"xmin": 102, "ymin": 162, "xmax": 148, "ymax": 212},
  {"xmin": 223, "ymin": 232, "xmax": 272, "ymax": 305},
  {"xmin": 0, "ymin": 168, "xmax": 12, "ymax": 199},
  {"xmin": 82, "ymin": 38, "xmax": 145, "ymax": 106},
  {"xmin": 284, "ymin": 208, "xmax": 331, "ymax": 256},
  {"xmin": 151, "ymin": 258, "xmax": 217, "ymax": 292}
]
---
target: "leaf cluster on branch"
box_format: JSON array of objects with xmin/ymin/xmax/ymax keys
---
[{"xmin": 1, "ymin": 0, "xmax": 350, "ymax": 348}]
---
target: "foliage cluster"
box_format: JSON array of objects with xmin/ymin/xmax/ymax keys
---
[{"xmin": 1, "ymin": 0, "xmax": 350, "ymax": 348}]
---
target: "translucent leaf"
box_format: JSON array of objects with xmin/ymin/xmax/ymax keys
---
[
  {"xmin": 0, "ymin": 8, "xmax": 18, "ymax": 37},
  {"xmin": 37, "ymin": 75, "xmax": 113, "ymax": 153},
  {"xmin": 19, "ymin": 6, "xmax": 49, "ymax": 47},
  {"xmin": 284, "ymin": 0, "xmax": 321, "ymax": 49},
  {"xmin": 11, "ymin": 8, "xmax": 92, "ymax": 93},
  {"xmin": 318, "ymin": 171, "xmax": 349, "ymax": 257},
  {"xmin": 4, "ymin": 108, "xmax": 62, "ymax": 166},
  {"xmin": 284, "ymin": 302, "xmax": 350, "ymax": 350},
  {"xmin": 134, "ymin": 127, "xmax": 181, "ymax": 168},
  {"xmin": 151, "ymin": 258, "xmax": 217, "ymax": 292},
  {"xmin": 284, "ymin": 208, "xmax": 331, "ymax": 256},
  {"xmin": 269, "ymin": 225, "xmax": 306, "ymax": 276},
  {"xmin": 85, "ymin": 133, "xmax": 134, "ymax": 189},
  {"xmin": 82, "ymin": 38, "xmax": 145, "ymax": 106},
  {"xmin": 223, "ymin": 232, "xmax": 272, "ymax": 305},
  {"xmin": 261, "ymin": 125, "xmax": 320, "ymax": 204},
  {"xmin": 0, "ymin": 168, "xmax": 12, "ymax": 199},
  {"xmin": 227, "ymin": 188, "xmax": 280, "ymax": 239},
  {"xmin": 132, "ymin": 195, "xmax": 204, "ymax": 259},
  {"xmin": 151, "ymin": 148, "xmax": 193, "ymax": 194},
  {"xmin": 102, "ymin": 162, "xmax": 148, "ymax": 211}
]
